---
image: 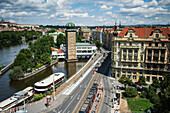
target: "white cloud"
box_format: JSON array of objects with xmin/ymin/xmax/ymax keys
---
[
  {"xmin": 38, "ymin": 13, "xmax": 47, "ymax": 16},
  {"xmin": 100, "ymin": 5, "xmax": 113, "ymax": 10},
  {"xmin": 9, "ymin": 19, "xmax": 15, "ymax": 23}
]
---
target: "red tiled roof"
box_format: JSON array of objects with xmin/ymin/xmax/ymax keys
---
[{"xmin": 118, "ymin": 27, "xmax": 170, "ymax": 38}]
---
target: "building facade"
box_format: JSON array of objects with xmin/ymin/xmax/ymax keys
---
[
  {"xmin": 79, "ymin": 26, "xmax": 90, "ymax": 40},
  {"xmin": 66, "ymin": 21, "xmax": 77, "ymax": 62},
  {"xmin": 112, "ymin": 27, "xmax": 170, "ymax": 83}
]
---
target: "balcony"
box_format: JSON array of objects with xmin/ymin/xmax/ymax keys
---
[
  {"xmin": 146, "ymin": 46, "xmax": 166, "ymax": 49},
  {"xmin": 120, "ymin": 45, "xmax": 139, "ymax": 49},
  {"xmin": 154, "ymin": 53, "xmax": 159, "ymax": 57}
]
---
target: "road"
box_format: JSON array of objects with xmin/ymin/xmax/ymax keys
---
[
  {"xmin": 99, "ymin": 51, "xmax": 112, "ymax": 113},
  {"xmin": 48, "ymin": 50, "xmax": 111, "ymax": 113},
  {"xmin": 48, "ymin": 70, "xmax": 93, "ymax": 113}
]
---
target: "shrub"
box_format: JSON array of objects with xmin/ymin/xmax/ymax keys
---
[{"xmin": 123, "ymin": 87, "xmax": 137, "ymax": 97}]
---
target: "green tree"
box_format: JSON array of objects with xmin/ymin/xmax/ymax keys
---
[
  {"xmin": 56, "ymin": 34, "xmax": 65, "ymax": 47},
  {"xmin": 151, "ymin": 78, "xmax": 160, "ymax": 88},
  {"xmin": 123, "ymin": 87, "xmax": 137, "ymax": 97},
  {"xmin": 119, "ymin": 76, "xmax": 133, "ymax": 88},
  {"xmin": 157, "ymin": 74, "xmax": 170, "ymax": 112},
  {"xmin": 94, "ymin": 40, "xmax": 102, "ymax": 49},
  {"xmin": 8, "ymin": 66, "xmax": 24, "ymax": 80},
  {"xmin": 138, "ymin": 75, "xmax": 147, "ymax": 86}
]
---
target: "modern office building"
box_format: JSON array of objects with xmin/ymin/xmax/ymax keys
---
[{"xmin": 112, "ymin": 27, "xmax": 170, "ymax": 83}]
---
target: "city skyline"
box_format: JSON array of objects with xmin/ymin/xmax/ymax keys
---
[{"xmin": 0, "ymin": 0, "xmax": 170, "ymax": 26}]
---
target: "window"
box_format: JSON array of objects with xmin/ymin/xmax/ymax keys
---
[
  {"xmin": 134, "ymin": 64, "xmax": 137, "ymax": 67},
  {"xmin": 149, "ymin": 43, "xmax": 151, "ymax": 46},
  {"xmin": 117, "ymin": 74, "xmax": 119, "ymax": 77},
  {"xmin": 133, "ymin": 71, "xmax": 136, "ymax": 74},
  {"xmin": 124, "ymin": 42, "xmax": 126, "ymax": 46},
  {"xmin": 129, "ymin": 49, "xmax": 132, "ymax": 54},
  {"xmin": 133, "ymin": 76, "xmax": 136, "ymax": 79},
  {"xmin": 156, "ymin": 34, "xmax": 159, "ymax": 38},
  {"xmin": 134, "ymin": 56, "xmax": 137, "ymax": 61},
  {"xmin": 155, "ymin": 42, "xmax": 158, "ymax": 47},
  {"xmin": 123, "ymin": 71, "xmax": 126, "ymax": 73},
  {"xmin": 118, "ymin": 62, "xmax": 120, "ymax": 66},
  {"xmin": 82, "ymin": 47, "xmax": 86, "ymax": 49},
  {"xmin": 129, "ymin": 56, "xmax": 132, "ymax": 60},
  {"xmin": 118, "ymin": 42, "xmax": 120, "ymax": 46},
  {"xmin": 130, "ymin": 42, "xmax": 132, "ymax": 46},
  {"xmin": 141, "ymin": 49, "xmax": 143, "ymax": 53},
  {"xmin": 127, "ymin": 75, "xmax": 131, "ymax": 78},
  {"xmin": 135, "ymin": 43, "xmax": 138, "ymax": 46},
  {"xmin": 141, "ymin": 56, "xmax": 143, "ymax": 61},
  {"xmin": 130, "ymin": 34, "xmax": 132, "ymax": 37},
  {"xmin": 128, "ymin": 64, "xmax": 132, "ymax": 67},
  {"xmin": 77, "ymin": 47, "xmax": 81, "ymax": 49},
  {"xmin": 123, "ymin": 63, "xmax": 126, "ymax": 66},
  {"xmin": 123, "ymin": 56, "xmax": 126, "ymax": 60},
  {"xmin": 88, "ymin": 47, "xmax": 92, "ymax": 49},
  {"xmin": 162, "ymin": 43, "xmax": 164, "ymax": 47},
  {"xmin": 141, "ymin": 64, "xmax": 143, "ymax": 67},
  {"xmin": 139, "ymin": 71, "xmax": 143, "ymax": 74},
  {"xmin": 141, "ymin": 42, "xmax": 144, "ymax": 47}
]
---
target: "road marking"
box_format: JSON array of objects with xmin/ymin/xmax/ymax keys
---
[
  {"xmin": 62, "ymin": 90, "xmax": 81, "ymax": 113},
  {"xmin": 77, "ymin": 95, "xmax": 80, "ymax": 100},
  {"xmin": 53, "ymin": 109, "xmax": 57, "ymax": 113},
  {"xmin": 67, "ymin": 111, "xmax": 70, "ymax": 113}
]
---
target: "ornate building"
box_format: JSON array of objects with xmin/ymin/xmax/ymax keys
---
[
  {"xmin": 112, "ymin": 27, "xmax": 170, "ymax": 83},
  {"xmin": 65, "ymin": 21, "xmax": 77, "ymax": 62}
]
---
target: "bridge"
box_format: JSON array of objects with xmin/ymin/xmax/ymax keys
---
[{"xmin": 0, "ymin": 62, "xmax": 14, "ymax": 75}]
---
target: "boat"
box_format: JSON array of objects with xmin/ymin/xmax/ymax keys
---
[
  {"xmin": 0, "ymin": 87, "xmax": 34, "ymax": 112},
  {"xmin": 34, "ymin": 72, "xmax": 65, "ymax": 93}
]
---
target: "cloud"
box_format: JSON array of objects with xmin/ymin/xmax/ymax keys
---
[
  {"xmin": 38, "ymin": 13, "xmax": 47, "ymax": 16},
  {"xmin": 100, "ymin": 5, "xmax": 112, "ymax": 10},
  {"xmin": 8, "ymin": 19, "xmax": 15, "ymax": 23},
  {"xmin": 159, "ymin": 0, "xmax": 170, "ymax": 7}
]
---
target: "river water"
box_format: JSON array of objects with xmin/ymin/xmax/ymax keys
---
[{"xmin": 0, "ymin": 43, "xmax": 87, "ymax": 102}]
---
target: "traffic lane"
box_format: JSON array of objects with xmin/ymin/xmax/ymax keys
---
[
  {"xmin": 49, "ymin": 71, "xmax": 93, "ymax": 113},
  {"xmin": 100, "ymin": 76, "xmax": 110, "ymax": 113},
  {"xmin": 65, "ymin": 74, "xmax": 93, "ymax": 113}
]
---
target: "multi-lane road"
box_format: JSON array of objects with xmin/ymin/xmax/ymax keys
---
[{"xmin": 48, "ymin": 50, "xmax": 112, "ymax": 113}]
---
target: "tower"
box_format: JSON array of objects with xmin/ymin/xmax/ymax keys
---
[{"xmin": 65, "ymin": 21, "xmax": 78, "ymax": 62}]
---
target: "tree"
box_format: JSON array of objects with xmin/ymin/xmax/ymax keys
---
[
  {"xmin": 8, "ymin": 66, "xmax": 24, "ymax": 80},
  {"xmin": 151, "ymin": 78, "xmax": 160, "ymax": 89},
  {"xmin": 123, "ymin": 87, "xmax": 137, "ymax": 97},
  {"xmin": 56, "ymin": 34, "xmax": 66, "ymax": 47},
  {"xmin": 94, "ymin": 40, "xmax": 102, "ymax": 49},
  {"xmin": 118, "ymin": 76, "xmax": 133, "ymax": 88},
  {"xmin": 156, "ymin": 74, "xmax": 170, "ymax": 112},
  {"xmin": 138, "ymin": 75, "xmax": 147, "ymax": 86}
]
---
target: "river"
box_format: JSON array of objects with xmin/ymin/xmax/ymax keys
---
[{"xmin": 0, "ymin": 43, "xmax": 87, "ymax": 102}]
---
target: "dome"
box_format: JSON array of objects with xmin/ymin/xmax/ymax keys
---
[{"xmin": 66, "ymin": 21, "xmax": 75, "ymax": 29}]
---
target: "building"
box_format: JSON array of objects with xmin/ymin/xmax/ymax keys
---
[
  {"xmin": 91, "ymin": 27, "xmax": 103, "ymax": 43},
  {"xmin": 112, "ymin": 27, "xmax": 170, "ymax": 83},
  {"xmin": 79, "ymin": 26, "xmax": 90, "ymax": 40},
  {"xmin": 52, "ymin": 42, "xmax": 97, "ymax": 59},
  {"xmin": 65, "ymin": 21, "xmax": 77, "ymax": 62}
]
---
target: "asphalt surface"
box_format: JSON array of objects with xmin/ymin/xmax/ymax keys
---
[
  {"xmin": 48, "ymin": 70, "xmax": 93, "ymax": 113},
  {"xmin": 99, "ymin": 52, "xmax": 112, "ymax": 113}
]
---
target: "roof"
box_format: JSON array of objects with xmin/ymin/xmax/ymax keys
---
[
  {"xmin": 0, "ymin": 97, "xmax": 17, "ymax": 108},
  {"xmin": 34, "ymin": 73, "xmax": 65, "ymax": 87},
  {"xmin": 118, "ymin": 27, "xmax": 170, "ymax": 38},
  {"xmin": 76, "ymin": 43, "xmax": 95, "ymax": 46},
  {"xmin": 14, "ymin": 91, "xmax": 27, "ymax": 96}
]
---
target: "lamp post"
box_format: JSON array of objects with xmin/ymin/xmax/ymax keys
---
[{"xmin": 53, "ymin": 75, "xmax": 56, "ymax": 100}]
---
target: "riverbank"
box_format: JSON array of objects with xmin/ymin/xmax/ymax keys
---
[{"xmin": 18, "ymin": 59, "xmax": 58, "ymax": 80}]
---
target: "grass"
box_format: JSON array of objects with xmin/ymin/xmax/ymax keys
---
[{"xmin": 126, "ymin": 97, "xmax": 153, "ymax": 112}]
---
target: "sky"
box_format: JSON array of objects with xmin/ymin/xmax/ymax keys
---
[{"xmin": 0, "ymin": 0, "xmax": 169, "ymax": 26}]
